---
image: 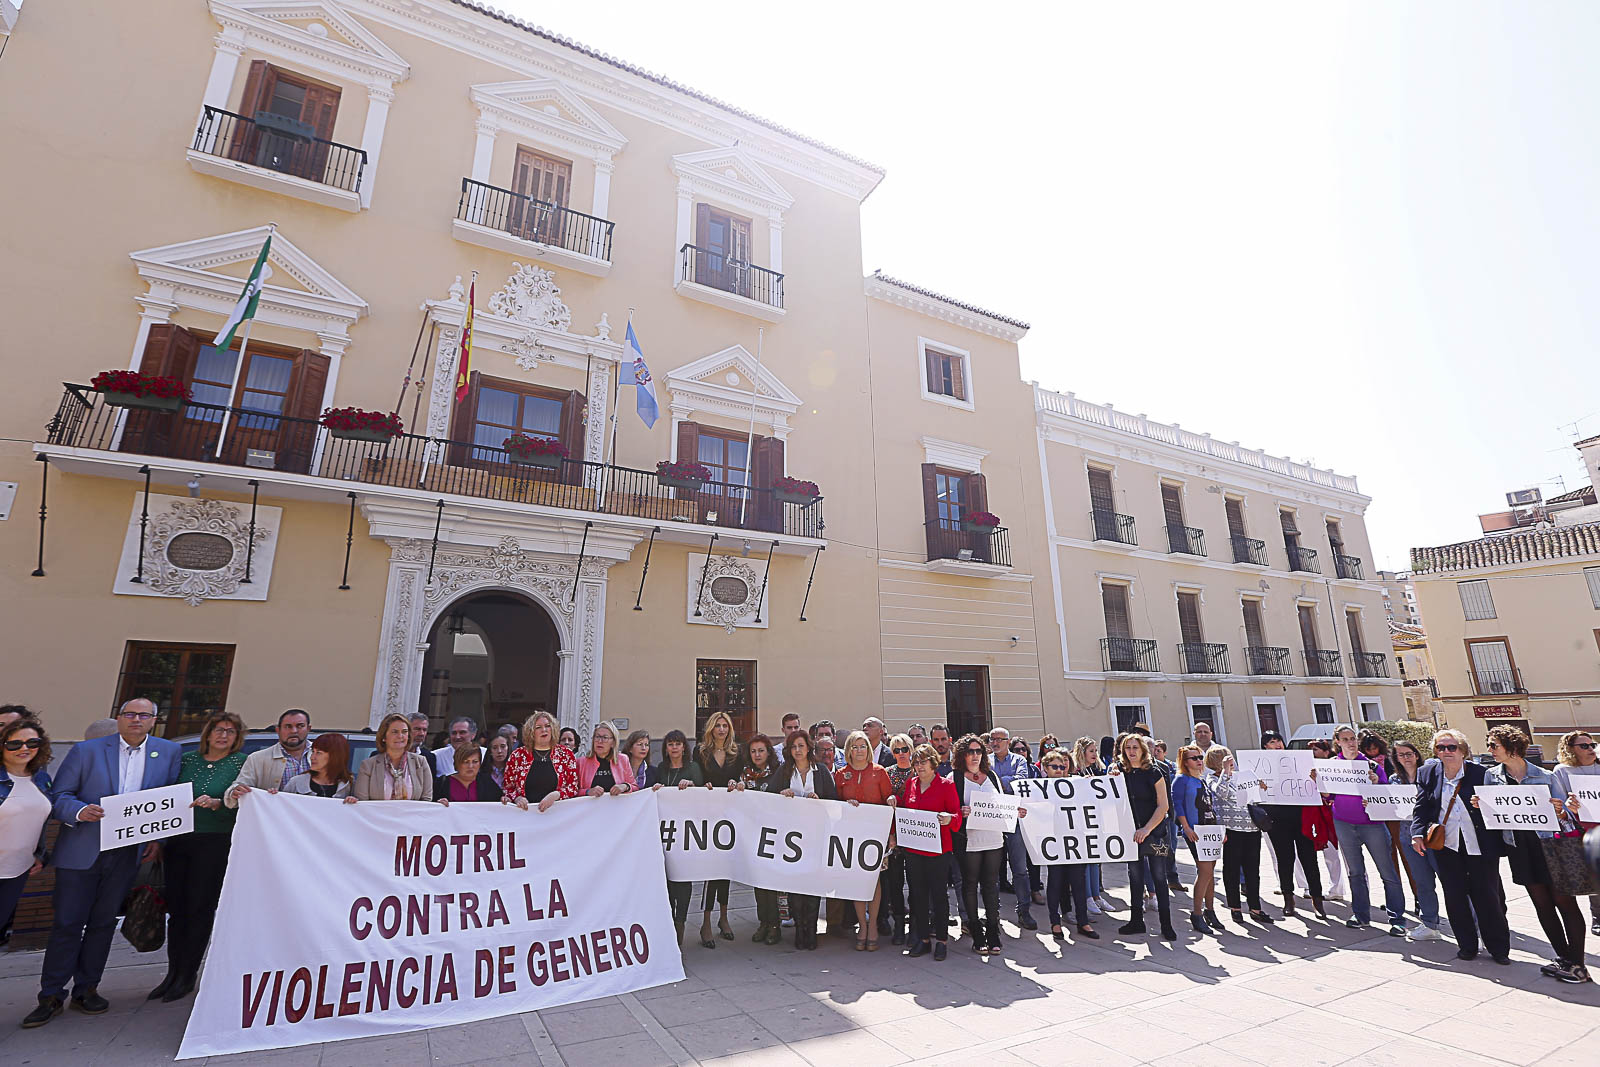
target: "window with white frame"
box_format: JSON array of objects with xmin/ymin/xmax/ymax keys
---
[
  {"xmin": 1311, "ymin": 699, "xmax": 1337, "ymax": 725},
  {"xmin": 918, "ymin": 338, "xmax": 974, "ymax": 410},
  {"xmin": 1253, "ymin": 698, "xmax": 1286, "ymax": 737},
  {"xmin": 1360, "ymin": 698, "xmax": 1384, "ymax": 722},
  {"xmin": 1457, "ymin": 579, "xmax": 1496, "ymax": 620},
  {"xmin": 1186, "ymin": 699, "xmax": 1224, "ymax": 746},
  {"xmin": 1110, "ymin": 699, "xmax": 1150, "ymax": 737},
  {"xmin": 1585, "ymin": 567, "xmax": 1600, "ymax": 609}
]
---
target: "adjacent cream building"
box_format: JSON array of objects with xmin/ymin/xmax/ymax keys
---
[{"xmin": 0, "ymin": 0, "xmax": 1397, "ymax": 748}]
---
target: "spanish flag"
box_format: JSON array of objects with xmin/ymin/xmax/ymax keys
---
[{"xmin": 454, "ymin": 277, "xmax": 475, "ymax": 403}]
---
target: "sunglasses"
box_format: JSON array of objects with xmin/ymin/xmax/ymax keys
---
[
  {"xmin": 892, "ymin": 746, "xmax": 910, "ymax": 754},
  {"xmin": 1185, "ymin": 755, "xmax": 1204, "ymax": 762},
  {"xmin": 964, "ymin": 747, "xmax": 984, "ymax": 755},
  {"xmin": 1575, "ymin": 742, "xmax": 1597, "ymax": 751},
  {"xmin": 1044, "ymin": 762, "xmax": 1067, "ymax": 770},
  {"xmin": 3, "ymin": 738, "xmax": 43, "ymax": 751},
  {"xmin": 1434, "ymin": 744, "xmax": 1459, "ymax": 753}
]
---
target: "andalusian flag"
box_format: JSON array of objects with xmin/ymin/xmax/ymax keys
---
[
  {"xmin": 454, "ymin": 278, "xmax": 475, "ymax": 403},
  {"xmin": 214, "ymin": 234, "xmax": 272, "ymax": 350}
]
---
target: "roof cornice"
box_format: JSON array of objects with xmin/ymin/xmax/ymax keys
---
[{"xmin": 864, "ymin": 272, "xmax": 1029, "ymax": 342}]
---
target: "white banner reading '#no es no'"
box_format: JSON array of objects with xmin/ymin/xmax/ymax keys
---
[
  {"xmin": 177, "ymin": 791, "xmax": 682, "ymax": 1059},
  {"xmin": 1013, "ymin": 776, "xmax": 1136, "ymax": 865},
  {"xmin": 655, "ymin": 787, "xmax": 891, "ymax": 899}
]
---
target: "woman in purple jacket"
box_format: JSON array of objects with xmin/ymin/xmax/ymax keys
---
[{"xmin": 1327, "ymin": 726, "xmax": 1407, "ymax": 937}]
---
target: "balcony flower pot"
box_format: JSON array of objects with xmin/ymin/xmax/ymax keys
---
[
  {"xmin": 656, "ymin": 459, "xmax": 711, "ymax": 492},
  {"xmin": 503, "ymin": 433, "xmax": 568, "ymax": 471},
  {"xmin": 511, "ymin": 452, "xmax": 563, "ymax": 471},
  {"xmin": 772, "ymin": 476, "xmax": 820, "ymax": 507},
  {"xmin": 320, "ymin": 406, "xmax": 403, "ymax": 442},
  {"xmin": 961, "ymin": 510, "xmax": 1001, "ymax": 534},
  {"xmin": 90, "ymin": 370, "xmax": 191, "ymax": 413}
]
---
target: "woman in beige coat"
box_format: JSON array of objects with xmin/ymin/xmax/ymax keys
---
[{"xmin": 351, "ymin": 713, "xmax": 434, "ymax": 802}]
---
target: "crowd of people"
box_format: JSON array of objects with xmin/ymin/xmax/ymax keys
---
[{"xmin": 0, "ymin": 701, "xmax": 1597, "ymax": 1032}]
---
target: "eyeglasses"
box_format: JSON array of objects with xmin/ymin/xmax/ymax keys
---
[
  {"xmin": 1185, "ymin": 755, "xmax": 1204, "ymax": 762},
  {"xmin": 118, "ymin": 711, "xmax": 155, "ymax": 721},
  {"xmin": 891, "ymin": 747, "xmax": 910, "ymax": 754},
  {"xmin": 1434, "ymin": 743, "xmax": 1459, "ymax": 753},
  {"xmin": 3, "ymin": 739, "xmax": 43, "ymax": 751},
  {"xmin": 964, "ymin": 747, "xmax": 984, "ymax": 755},
  {"xmin": 1044, "ymin": 762, "xmax": 1067, "ymax": 770},
  {"xmin": 1575, "ymin": 742, "xmax": 1597, "ymax": 751}
]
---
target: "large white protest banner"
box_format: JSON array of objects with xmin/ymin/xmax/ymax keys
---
[
  {"xmin": 1359, "ymin": 784, "xmax": 1417, "ymax": 823},
  {"xmin": 655, "ymin": 787, "xmax": 890, "ymax": 899},
  {"xmin": 1013, "ymin": 776, "xmax": 1136, "ymax": 865},
  {"xmin": 1193, "ymin": 825, "xmax": 1225, "ymax": 863},
  {"xmin": 1571, "ymin": 780, "xmax": 1600, "ymax": 823},
  {"xmin": 1311, "ymin": 759, "xmax": 1376, "ymax": 796},
  {"xmin": 99, "ymin": 783, "xmax": 194, "ymax": 850},
  {"xmin": 964, "ymin": 791, "xmax": 1020, "ymax": 833},
  {"xmin": 1233, "ymin": 749, "xmax": 1318, "ymax": 805},
  {"xmin": 177, "ymin": 791, "xmax": 681, "ymax": 1059},
  {"xmin": 1475, "ymin": 786, "xmax": 1559, "ymax": 832}
]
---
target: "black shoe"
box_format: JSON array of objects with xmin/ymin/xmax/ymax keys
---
[
  {"xmin": 1159, "ymin": 924, "xmax": 1178, "ymax": 942},
  {"xmin": 21, "ymin": 996, "xmax": 63, "ymax": 1029},
  {"xmin": 1077, "ymin": 924, "xmax": 1101, "ymax": 940},
  {"xmin": 1017, "ymin": 912, "xmax": 1038, "ymax": 931},
  {"xmin": 752, "ymin": 923, "xmax": 769, "ymax": 943},
  {"xmin": 1190, "ymin": 912, "xmax": 1211, "ymax": 935},
  {"xmin": 1204, "ymin": 908, "xmax": 1222, "ymax": 930},
  {"xmin": 906, "ymin": 939, "xmax": 929, "ymax": 958},
  {"xmin": 148, "ymin": 973, "xmax": 175, "ymax": 1000},
  {"xmin": 70, "ymin": 989, "xmax": 109, "ymax": 1015},
  {"xmin": 933, "ymin": 941, "xmax": 948, "ymax": 961},
  {"xmin": 1456, "ymin": 949, "xmax": 1479, "ymax": 961},
  {"xmin": 891, "ymin": 925, "xmax": 906, "ymax": 946},
  {"xmin": 970, "ymin": 936, "xmax": 986, "ymax": 954},
  {"xmin": 1491, "ymin": 954, "xmax": 1512, "ymax": 966},
  {"xmin": 764, "ymin": 925, "xmax": 781, "ymax": 946},
  {"xmin": 1117, "ymin": 920, "xmax": 1147, "ymax": 936},
  {"xmin": 161, "ymin": 975, "xmax": 196, "ymax": 1003},
  {"xmin": 877, "ymin": 915, "xmax": 893, "ymax": 936},
  {"xmin": 1169, "ymin": 880, "xmax": 1186, "ymax": 893},
  {"xmin": 1252, "ymin": 910, "xmax": 1277, "ymax": 925}
]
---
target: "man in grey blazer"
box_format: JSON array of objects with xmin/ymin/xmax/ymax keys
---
[{"xmin": 22, "ymin": 700, "xmax": 181, "ymax": 1028}]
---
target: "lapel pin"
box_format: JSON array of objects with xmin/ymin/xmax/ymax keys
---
[{"xmin": 150, "ymin": 751, "xmax": 160, "ymax": 759}]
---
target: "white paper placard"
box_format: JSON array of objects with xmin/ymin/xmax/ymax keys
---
[
  {"xmin": 1013, "ymin": 776, "xmax": 1136, "ymax": 865},
  {"xmin": 894, "ymin": 807, "xmax": 943, "ymax": 852},
  {"xmin": 965, "ymin": 791, "xmax": 1019, "ymax": 833},
  {"xmin": 1359, "ymin": 784, "xmax": 1417, "ymax": 822},
  {"xmin": 1193, "ymin": 825, "xmax": 1225, "ymax": 862},
  {"xmin": 1570, "ymin": 780, "xmax": 1600, "ymax": 823},
  {"xmin": 99, "ymin": 783, "xmax": 194, "ymax": 850},
  {"xmin": 1312, "ymin": 759, "xmax": 1377, "ymax": 796},
  {"xmin": 1476, "ymin": 785, "xmax": 1558, "ymax": 831},
  {"xmin": 1233, "ymin": 749, "xmax": 1319, "ymax": 805}
]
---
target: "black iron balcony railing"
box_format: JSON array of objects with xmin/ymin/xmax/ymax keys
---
[
  {"xmin": 1232, "ymin": 536, "xmax": 1267, "ymax": 566},
  {"xmin": 1334, "ymin": 553, "xmax": 1365, "ymax": 580},
  {"xmin": 1245, "ymin": 645, "xmax": 1291, "ymax": 675},
  {"xmin": 1352, "ymin": 651, "xmax": 1388, "ymax": 678},
  {"xmin": 1304, "ymin": 648, "xmax": 1343, "ymax": 677},
  {"xmin": 1177, "ymin": 642, "xmax": 1229, "ymax": 674},
  {"xmin": 45, "ymin": 385, "xmax": 821, "ymax": 538},
  {"xmin": 1166, "ymin": 524, "xmax": 1206, "ymax": 556},
  {"xmin": 1471, "ymin": 668, "xmax": 1525, "ymax": 696},
  {"xmin": 191, "ymin": 106, "xmax": 366, "ymax": 193},
  {"xmin": 1287, "ymin": 545, "xmax": 1321, "ymax": 573},
  {"xmin": 1091, "ymin": 508, "xmax": 1137, "ymax": 545},
  {"xmin": 679, "ymin": 243, "xmax": 784, "ymax": 310},
  {"xmin": 456, "ymin": 178, "xmax": 614, "ymax": 262},
  {"xmin": 924, "ymin": 520, "xmax": 1011, "ymax": 567},
  {"xmin": 1101, "ymin": 637, "xmax": 1159, "ymax": 673}
]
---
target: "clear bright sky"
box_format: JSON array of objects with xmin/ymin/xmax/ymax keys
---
[{"xmin": 492, "ymin": 0, "xmax": 1600, "ymax": 569}]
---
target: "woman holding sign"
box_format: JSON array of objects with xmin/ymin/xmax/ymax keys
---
[
  {"xmin": 767, "ymin": 730, "xmax": 836, "ymax": 950},
  {"xmin": 0, "ymin": 716, "xmax": 52, "ymax": 961},
  {"xmin": 742, "ymin": 734, "xmax": 783, "ymax": 946},
  {"xmin": 654, "ymin": 730, "xmax": 704, "ymax": 947},
  {"xmin": 354, "ymin": 713, "xmax": 435, "ymax": 802},
  {"xmin": 1116, "ymin": 735, "xmax": 1177, "ymax": 942},
  {"xmin": 1206, "ymin": 746, "xmax": 1275, "ymax": 926},
  {"xmin": 1073, "ymin": 737, "xmax": 1113, "ymax": 914},
  {"xmin": 502, "ymin": 711, "xmax": 579, "ymax": 811},
  {"xmin": 1480, "ymin": 725, "xmax": 1588, "ymax": 982},
  {"xmin": 1260, "ymin": 730, "xmax": 1326, "ymax": 921},
  {"xmin": 953, "ymin": 734, "xmax": 1007, "ymax": 955},
  {"xmin": 1172, "ymin": 744, "xmax": 1219, "ymax": 934},
  {"xmin": 1410, "ymin": 729, "xmax": 1509, "ymax": 964},
  {"xmin": 696, "ymin": 711, "xmax": 744, "ymax": 949},
  {"xmin": 837, "ymin": 731, "xmax": 895, "ymax": 951},
  {"xmin": 900, "ymin": 742, "xmax": 961, "ymax": 961},
  {"xmin": 1040, "ymin": 749, "xmax": 1098, "ymax": 941},
  {"xmin": 1389, "ymin": 740, "xmax": 1442, "ymax": 940},
  {"xmin": 1553, "ymin": 731, "xmax": 1600, "ymax": 940}
]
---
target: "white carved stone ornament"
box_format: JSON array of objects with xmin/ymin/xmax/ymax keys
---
[
  {"xmin": 143, "ymin": 498, "xmax": 273, "ymax": 606},
  {"xmin": 487, "ymin": 262, "xmax": 571, "ymax": 332},
  {"xmin": 692, "ymin": 554, "xmax": 765, "ymax": 633}
]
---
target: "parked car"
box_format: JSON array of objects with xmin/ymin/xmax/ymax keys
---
[
  {"xmin": 172, "ymin": 728, "xmax": 380, "ymax": 779},
  {"xmin": 1287, "ymin": 723, "xmax": 1342, "ymax": 750}
]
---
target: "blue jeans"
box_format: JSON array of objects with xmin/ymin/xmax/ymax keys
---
[
  {"xmin": 1400, "ymin": 840, "xmax": 1441, "ymax": 928},
  {"xmin": 1336, "ymin": 820, "xmax": 1405, "ymax": 925},
  {"xmin": 41, "ymin": 846, "xmax": 141, "ymax": 1000},
  {"xmin": 1002, "ymin": 831, "xmax": 1034, "ymax": 917},
  {"xmin": 1086, "ymin": 864, "xmax": 1103, "ymax": 898}
]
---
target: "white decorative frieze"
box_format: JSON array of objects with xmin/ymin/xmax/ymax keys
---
[
  {"xmin": 487, "ymin": 262, "xmax": 572, "ymax": 332},
  {"xmin": 687, "ymin": 552, "xmax": 771, "ymax": 633},
  {"xmin": 113, "ymin": 494, "xmax": 281, "ymax": 605}
]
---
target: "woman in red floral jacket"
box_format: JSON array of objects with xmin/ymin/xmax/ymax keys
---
[{"xmin": 504, "ymin": 711, "xmax": 580, "ymax": 811}]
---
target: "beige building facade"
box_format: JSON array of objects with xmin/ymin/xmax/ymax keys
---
[{"xmin": 0, "ymin": 0, "xmax": 1393, "ymax": 750}]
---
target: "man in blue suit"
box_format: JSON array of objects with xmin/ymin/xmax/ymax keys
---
[{"xmin": 21, "ymin": 699, "xmax": 181, "ymax": 1028}]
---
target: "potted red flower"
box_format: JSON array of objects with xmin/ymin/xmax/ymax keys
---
[
  {"xmin": 772, "ymin": 475, "xmax": 821, "ymax": 506},
  {"xmin": 320, "ymin": 407, "xmax": 404, "ymax": 442},
  {"xmin": 503, "ymin": 433, "xmax": 569, "ymax": 470},
  {"xmin": 90, "ymin": 370, "xmax": 192, "ymax": 413},
  {"xmin": 656, "ymin": 459, "xmax": 712, "ymax": 491},
  {"xmin": 962, "ymin": 509, "xmax": 1001, "ymax": 533}
]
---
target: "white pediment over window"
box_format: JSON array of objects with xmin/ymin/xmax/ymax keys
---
[
  {"xmin": 672, "ymin": 146, "xmax": 794, "ymax": 217},
  {"xmin": 130, "ymin": 225, "xmax": 367, "ymax": 339},
  {"xmin": 210, "ymin": 1, "xmax": 410, "ymax": 84},
  {"xmin": 666, "ymin": 345, "xmax": 802, "ymax": 439},
  {"xmin": 470, "ymin": 79, "xmax": 628, "ymax": 159}
]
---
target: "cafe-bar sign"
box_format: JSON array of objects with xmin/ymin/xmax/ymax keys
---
[{"xmin": 1473, "ymin": 705, "xmax": 1522, "ymax": 718}]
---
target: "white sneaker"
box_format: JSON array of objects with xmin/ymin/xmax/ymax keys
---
[
  {"xmin": 1087, "ymin": 899, "xmax": 1103, "ymax": 916},
  {"xmin": 1407, "ymin": 924, "xmax": 1443, "ymax": 942},
  {"xmin": 1326, "ymin": 890, "xmax": 1347, "ymax": 902}
]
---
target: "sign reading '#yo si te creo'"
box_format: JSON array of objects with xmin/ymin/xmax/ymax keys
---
[
  {"xmin": 655, "ymin": 787, "xmax": 891, "ymax": 899},
  {"xmin": 1013, "ymin": 776, "xmax": 1136, "ymax": 864},
  {"xmin": 1475, "ymin": 786, "xmax": 1559, "ymax": 831},
  {"xmin": 177, "ymin": 791, "xmax": 681, "ymax": 1059},
  {"xmin": 98, "ymin": 783, "xmax": 194, "ymax": 851},
  {"xmin": 1233, "ymin": 749, "xmax": 1319, "ymax": 805}
]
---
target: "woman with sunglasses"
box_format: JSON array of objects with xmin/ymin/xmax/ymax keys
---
[
  {"xmin": 1553, "ymin": 731, "xmax": 1600, "ymax": 940},
  {"xmin": 1389, "ymin": 740, "xmax": 1442, "ymax": 940},
  {"xmin": 882, "ymin": 733, "xmax": 916, "ymax": 945},
  {"xmin": 1172, "ymin": 743, "xmax": 1219, "ymax": 933},
  {"xmin": 1477, "ymin": 725, "xmax": 1588, "ymax": 982},
  {"xmin": 900, "ymin": 742, "xmax": 961, "ymax": 960},
  {"xmin": 953, "ymin": 734, "xmax": 1007, "ymax": 955},
  {"xmin": 1409, "ymin": 729, "xmax": 1510, "ymax": 964},
  {"xmin": 837, "ymin": 731, "xmax": 895, "ymax": 951},
  {"xmin": 0, "ymin": 715, "xmax": 52, "ymax": 948},
  {"xmin": 1039, "ymin": 748, "xmax": 1098, "ymax": 941}
]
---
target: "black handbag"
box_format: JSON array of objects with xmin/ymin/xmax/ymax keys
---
[
  {"xmin": 120, "ymin": 861, "xmax": 167, "ymax": 953},
  {"xmin": 1247, "ymin": 802, "xmax": 1274, "ymax": 833}
]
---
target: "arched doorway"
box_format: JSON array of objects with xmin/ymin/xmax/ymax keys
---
[{"xmin": 418, "ymin": 590, "xmax": 561, "ymax": 740}]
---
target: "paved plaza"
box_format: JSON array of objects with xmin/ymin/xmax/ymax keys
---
[{"xmin": 1, "ymin": 852, "xmax": 1596, "ymax": 1066}]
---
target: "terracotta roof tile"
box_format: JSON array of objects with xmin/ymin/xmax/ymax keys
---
[{"xmin": 1411, "ymin": 520, "xmax": 1600, "ymax": 574}]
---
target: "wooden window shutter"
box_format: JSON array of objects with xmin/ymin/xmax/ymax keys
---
[
  {"xmin": 1280, "ymin": 509, "xmax": 1299, "ymax": 534},
  {"xmin": 1298, "ymin": 604, "xmax": 1319, "ymax": 651},
  {"xmin": 121, "ymin": 325, "xmax": 204, "ymax": 456},
  {"xmin": 921, "ymin": 463, "xmax": 942, "ymax": 557},
  {"xmin": 1345, "ymin": 612, "xmax": 1366, "ymax": 654},
  {"xmin": 231, "ymin": 60, "xmax": 270, "ymax": 159},
  {"xmin": 1242, "ymin": 599, "xmax": 1266, "ymax": 648},
  {"xmin": 965, "ymin": 472, "xmax": 988, "ymax": 515},
  {"xmin": 558, "ymin": 389, "xmax": 586, "ymax": 485},
  {"xmin": 1177, "ymin": 592, "xmax": 1203, "ymax": 645},
  {"xmin": 946, "ymin": 353, "xmax": 966, "ymax": 401},
  {"xmin": 751, "ymin": 435, "xmax": 785, "ymax": 532},
  {"xmin": 695, "ymin": 203, "xmax": 711, "ymax": 249},
  {"xmin": 675, "ymin": 420, "xmax": 701, "ymax": 468},
  {"xmin": 1161, "ymin": 484, "xmax": 1184, "ymax": 528},
  {"xmin": 925, "ymin": 348, "xmax": 942, "ymax": 394},
  {"xmin": 278, "ymin": 349, "xmax": 331, "ymax": 473},
  {"xmin": 447, "ymin": 370, "xmax": 481, "ymax": 467},
  {"xmin": 1087, "ymin": 467, "xmax": 1114, "ymax": 513},
  {"xmin": 300, "ymin": 82, "xmax": 341, "ymax": 143},
  {"xmin": 1225, "ymin": 498, "xmax": 1247, "ymax": 539},
  {"xmin": 1101, "ymin": 584, "xmax": 1132, "ymax": 640}
]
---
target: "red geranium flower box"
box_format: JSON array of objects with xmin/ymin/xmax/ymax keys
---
[
  {"xmin": 503, "ymin": 433, "xmax": 569, "ymax": 469},
  {"xmin": 320, "ymin": 407, "xmax": 404, "ymax": 442},
  {"xmin": 656, "ymin": 459, "xmax": 712, "ymax": 490},
  {"xmin": 772, "ymin": 475, "xmax": 821, "ymax": 505},
  {"xmin": 962, "ymin": 510, "xmax": 1001, "ymax": 532},
  {"xmin": 90, "ymin": 370, "xmax": 192, "ymax": 412}
]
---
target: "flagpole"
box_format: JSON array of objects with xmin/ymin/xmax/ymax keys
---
[
  {"xmin": 599, "ymin": 308, "xmax": 631, "ymax": 513},
  {"xmin": 738, "ymin": 326, "xmax": 764, "ymax": 527},
  {"xmin": 422, "ymin": 270, "xmax": 474, "ymax": 489},
  {"xmin": 213, "ymin": 222, "xmax": 275, "ymax": 460}
]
